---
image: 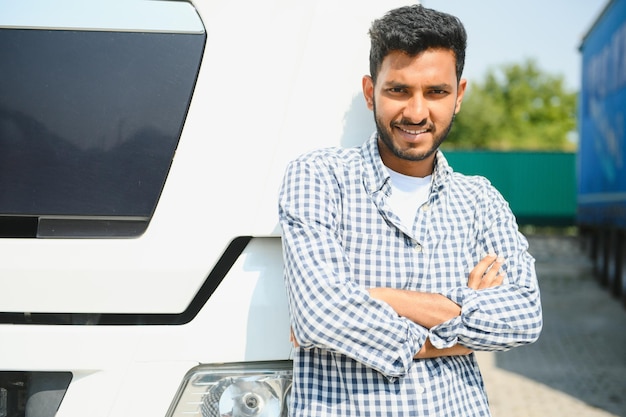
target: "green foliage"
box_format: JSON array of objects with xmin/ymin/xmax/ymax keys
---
[{"xmin": 444, "ymin": 59, "xmax": 577, "ymax": 151}]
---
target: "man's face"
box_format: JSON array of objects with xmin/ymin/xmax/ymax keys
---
[{"xmin": 362, "ymin": 49, "xmax": 466, "ymax": 177}]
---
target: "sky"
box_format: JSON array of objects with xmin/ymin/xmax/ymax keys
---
[{"xmin": 420, "ymin": 0, "xmax": 609, "ymax": 91}]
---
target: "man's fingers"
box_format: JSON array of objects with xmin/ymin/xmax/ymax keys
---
[
  {"xmin": 479, "ymin": 257, "xmax": 505, "ymax": 289},
  {"xmin": 468, "ymin": 254, "xmax": 505, "ymax": 290},
  {"xmin": 478, "ymin": 271, "xmax": 505, "ymax": 289},
  {"xmin": 290, "ymin": 327, "xmax": 300, "ymax": 348},
  {"xmin": 468, "ymin": 254, "xmax": 497, "ymax": 289}
]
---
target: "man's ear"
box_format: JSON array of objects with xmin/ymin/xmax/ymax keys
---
[
  {"xmin": 362, "ymin": 75, "xmax": 375, "ymax": 111},
  {"xmin": 455, "ymin": 78, "xmax": 467, "ymax": 114}
]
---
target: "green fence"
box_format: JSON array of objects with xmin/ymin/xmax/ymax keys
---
[{"xmin": 443, "ymin": 151, "xmax": 576, "ymax": 226}]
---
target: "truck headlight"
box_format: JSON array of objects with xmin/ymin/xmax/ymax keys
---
[{"xmin": 166, "ymin": 361, "xmax": 292, "ymax": 417}]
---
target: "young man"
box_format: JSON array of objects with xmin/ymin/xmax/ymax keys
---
[{"xmin": 279, "ymin": 5, "xmax": 542, "ymax": 416}]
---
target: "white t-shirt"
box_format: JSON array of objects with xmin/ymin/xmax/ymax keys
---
[{"xmin": 386, "ymin": 167, "xmax": 432, "ymax": 228}]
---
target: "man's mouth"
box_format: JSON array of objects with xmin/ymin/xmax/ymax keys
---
[{"xmin": 396, "ymin": 125, "xmax": 430, "ymax": 136}]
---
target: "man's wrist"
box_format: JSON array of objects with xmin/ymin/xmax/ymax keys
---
[{"xmin": 414, "ymin": 338, "xmax": 472, "ymax": 359}]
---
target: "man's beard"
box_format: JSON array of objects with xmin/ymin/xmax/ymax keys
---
[{"xmin": 374, "ymin": 101, "xmax": 455, "ymax": 162}]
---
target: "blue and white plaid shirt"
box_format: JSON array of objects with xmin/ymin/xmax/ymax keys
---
[{"xmin": 279, "ymin": 134, "xmax": 542, "ymax": 417}]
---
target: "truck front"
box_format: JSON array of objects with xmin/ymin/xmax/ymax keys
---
[{"xmin": 0, "ymin": 1, "xmax": 407, "ymax": 416}]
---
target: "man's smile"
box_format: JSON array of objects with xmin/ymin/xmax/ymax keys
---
[{"xmin": 397, "ymin": 126, "xmax": 429, "ymax": 135}]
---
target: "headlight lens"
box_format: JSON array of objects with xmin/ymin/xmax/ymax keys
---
[{"xmin": 167, "ymin": 361, "xmax": 292, "ymax": 417}]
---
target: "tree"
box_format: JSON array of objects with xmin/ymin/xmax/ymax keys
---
[{"xmin": 444, "ymin": 59, "xmax": 577, "ymax": 151}]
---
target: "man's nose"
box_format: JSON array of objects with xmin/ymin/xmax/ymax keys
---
[{"xmin": 403, "ymin": 94, "xmax": 428, "ymax": 124}]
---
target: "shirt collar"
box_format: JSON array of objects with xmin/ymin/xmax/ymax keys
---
[
  {"xmin": 432, "ymin": 150, "xmax": 452, "ymax": 192},
  {"xmin": 360, "ymin": 133, "xmax": 453, "ymax": 195},
  {"xmin": 361, "ymin": 133, "xmax": 390, "ymax": 195}
]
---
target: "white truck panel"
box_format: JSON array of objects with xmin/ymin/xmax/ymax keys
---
[{"xmin": 0, "ymin": 0, "xmax": 411, "ymax": 416}]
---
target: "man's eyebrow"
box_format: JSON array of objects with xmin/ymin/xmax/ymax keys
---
[
  {"xmin": 382, "ymin": 81, "xmax": 410, "ymax": 88},
  {"xmin": 382, "ymin": 81, "xmax": 454, "ymax": 90},
  {"xmin": 428, "ymin": 83, "xmax": 454, "ymax": 90}
]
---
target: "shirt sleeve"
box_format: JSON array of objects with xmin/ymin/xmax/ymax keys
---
[
  {"xmin": 278, "ymin": 158, "xmax": 428, "ymax": 378},
  {"xmin": 429, "ymin": 182, "xmax": 543, "ymax": 351}
]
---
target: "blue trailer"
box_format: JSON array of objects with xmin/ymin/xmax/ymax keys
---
[{"xmin": 577, "ymin": 0, "xmax": 626, "ymax": 304}]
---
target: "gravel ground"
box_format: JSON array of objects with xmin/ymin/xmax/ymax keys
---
[{"xmin": 477, "ymin": 234, "xmax": 626, "ymax": 417}]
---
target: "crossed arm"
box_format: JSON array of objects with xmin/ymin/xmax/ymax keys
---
[
  {"xmin": 290, "ymin": 254, "xmax": 506, "ymax": 359},
  {"xmin": 368, "ymin": 254, "xmax": 505, "ymax": 359}
]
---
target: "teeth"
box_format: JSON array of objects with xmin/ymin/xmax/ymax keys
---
[{"xmin": 398, "ymin": 126, "xmax": 427, "ymax": 135}]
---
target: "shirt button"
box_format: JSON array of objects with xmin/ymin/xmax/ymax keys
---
[
  {"xmin": 421, "ymin": 204, "xmax": 430, "ymax": 212},
  {"xmin": 415, "ymin": 385, "xmax": 425, "ymax": 394},
  {"xmin": 414, "ymin": 243, "xmax": 423, "ymax": 253}
]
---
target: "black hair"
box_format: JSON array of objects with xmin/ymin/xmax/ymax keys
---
[{"xmin": 368, "ymin": 5, "xmax": 467, "ymax": 83}]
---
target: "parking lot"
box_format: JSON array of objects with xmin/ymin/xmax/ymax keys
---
[{"xmin": 477, "ymin": 234, "xmax": 626, "ymax": 417}]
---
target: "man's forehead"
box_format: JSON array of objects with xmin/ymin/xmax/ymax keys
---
[{"xmin": 377, "ymin": 49, "xmax": 457, "ymax": 82}]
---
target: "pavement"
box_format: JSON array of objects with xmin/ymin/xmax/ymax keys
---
[{"xmin": 476, "ymin": 234, "xmax": 626, "ymax": 417}]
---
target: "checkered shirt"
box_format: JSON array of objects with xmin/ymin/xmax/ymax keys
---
[{"xmin": 278, "ymin": 134, "xmax": 543, "ymax": 417}]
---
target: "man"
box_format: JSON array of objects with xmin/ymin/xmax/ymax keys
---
[{"xmin": 279, "ymin": 5, "xmax": 542, "ymax": 416}]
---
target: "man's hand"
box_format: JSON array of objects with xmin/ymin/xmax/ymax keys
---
[
  {"xmin": 290, "ymin": 327, "xmax": 300, "ymax": 348},
  {"xmin": 468, "ymin": 254, "xmax": 505, "ymax": 290}
]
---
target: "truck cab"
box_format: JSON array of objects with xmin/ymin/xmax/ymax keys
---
[{"xmin": 0, "ymin": 1, "xmax": 406, "ymax": 415}]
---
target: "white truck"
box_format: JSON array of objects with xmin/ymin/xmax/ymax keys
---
[{"xmin": 0, "ymin": 1, "xmax": 407, "ymax": 416}]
